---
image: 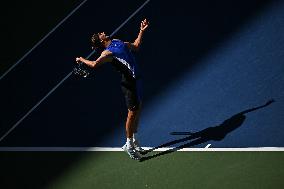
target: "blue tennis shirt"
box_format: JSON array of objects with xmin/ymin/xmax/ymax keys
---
[{"xmin": 105, "ymin": 39, "xmax": 140, "ymax": 80}]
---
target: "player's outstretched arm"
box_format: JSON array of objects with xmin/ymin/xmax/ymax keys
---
[
  {"xmin": 76, "ymin": 50, "xmax": 113, "ymax": 68},
  {"xmin": 125, "ymin": 19, "xmax": 149, "ymax": 51}
]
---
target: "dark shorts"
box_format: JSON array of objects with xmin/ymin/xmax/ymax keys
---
[{"xmin": 121, "ymin": 78, "xmax": 143, "ymax": 111}]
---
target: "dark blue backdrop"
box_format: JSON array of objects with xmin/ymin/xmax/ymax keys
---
[{"xmin": 1, "ymin": 0, "xmax": 283, "ymax": 148}]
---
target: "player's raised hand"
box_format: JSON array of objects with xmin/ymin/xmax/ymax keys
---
[{"xmin": 140, "ymin": 19, "xmax": 149, "ymax": 32}]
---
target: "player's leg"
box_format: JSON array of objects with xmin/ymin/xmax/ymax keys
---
[
  {"xmin": 131, "ymin": 79, "xmax": 145, "ymax": 152},
  {"xmin": 125, "ymin": 108, "xmax": 139, "ymax": 138},
  {"xmin": 121, "ymin": 79, "xmax": 143, "ymax": 160},
  {"xmin": 131, "ymin": 102, "xmax": 145, "ymax": 153},
  {"xmin": 123, "ymin": 108, "xmax": 141, "ymax": 160}
]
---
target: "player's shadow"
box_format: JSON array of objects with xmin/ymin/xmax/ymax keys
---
[{"xmin": 140, "ymin": 99, "xmax": 275, "ymax": 162}]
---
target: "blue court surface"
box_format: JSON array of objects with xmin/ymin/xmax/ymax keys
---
[{"xmin": 0, "ymin": 0, "xmax": 284, "ymax": 149}]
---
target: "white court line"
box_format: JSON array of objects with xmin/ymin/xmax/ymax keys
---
[
  {"xmin": 0, "ymin": 0, "xmax": 88, "ymax": 81},
  {"xmin": 0, "ymin": 72, "xmax": 73, "ymax": 143},
  {"xmin": 0, "ymin": 0, "xmax": 151, "ymax": 143},
  {"xmin": 0, "ymin": 147, "xmax": 284, "ymax": 151}
]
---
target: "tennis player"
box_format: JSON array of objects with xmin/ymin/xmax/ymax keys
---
[{"xmin": 76, "ymin": 19, "xmax": 149, "ymax": 160}]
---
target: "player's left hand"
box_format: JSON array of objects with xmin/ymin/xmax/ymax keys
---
[{"xmin": 140, "ymin": 19, "xmax": 149, "ymax": 32}]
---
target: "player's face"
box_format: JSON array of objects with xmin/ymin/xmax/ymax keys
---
[{"xmin": 98, "ymin": 32, "xmax": 109, "ymax": 41}]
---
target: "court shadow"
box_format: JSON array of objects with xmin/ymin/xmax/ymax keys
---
[{"xmin": 140, "ymin": 99, "xmax": 275, "ymax": 162}]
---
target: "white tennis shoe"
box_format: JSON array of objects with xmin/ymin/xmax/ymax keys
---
[
  {"xmin": 122, "ymin": 143, "xmax": 141, "ymax": 160},
  {"xmin": 133, "ymin": 140, "xmax": 146, "ymax": 153}
]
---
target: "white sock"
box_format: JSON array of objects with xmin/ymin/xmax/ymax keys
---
[
  {"xmin": 126, "ymin": 137, "xmax": 134, "ymax": 148},
  {"xmin": 133, "ymin": 133, "xmax": 138, "ymax": 142}
]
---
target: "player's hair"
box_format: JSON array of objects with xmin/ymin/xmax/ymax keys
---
[{"xmin": 91, "ymin": 33, "xmax": 104, "ymax": 51}]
